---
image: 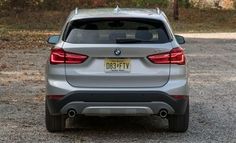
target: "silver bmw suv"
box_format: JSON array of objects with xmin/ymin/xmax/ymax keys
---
[{"xmin": 46, "ymin": 7, "xmax": 189, "ymax": 132}]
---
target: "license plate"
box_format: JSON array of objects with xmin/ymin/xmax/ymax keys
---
[{"xmin": 105, "ymin": 59, "xmax": 131, "ymax": 72}]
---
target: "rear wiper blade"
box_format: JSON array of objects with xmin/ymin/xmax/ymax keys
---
[{"xmin": 116, "ymin": 39, "xmax": 142, "ymax": 44}]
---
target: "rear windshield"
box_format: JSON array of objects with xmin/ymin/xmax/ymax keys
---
[{"xmin": 63, "ymin": 18, "xmax": 170, "ymax": 44}]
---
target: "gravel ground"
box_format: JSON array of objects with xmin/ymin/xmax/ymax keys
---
[{"xmin": 0, "ymin": 32, "xmax": 235, "ymax": 143}]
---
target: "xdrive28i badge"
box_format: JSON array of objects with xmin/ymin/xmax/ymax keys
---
[{"xmin": 114, "ymin": 49, "xmax": 121, "ymax": 56}]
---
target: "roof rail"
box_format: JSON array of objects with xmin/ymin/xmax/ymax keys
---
[
  {"xmin": 156, "ymin": 8, "xmax": 161, "ymax": 15},
  {"xmin": 114, "ymin": 5, "xmax": 120, "ymax": 14},
  {"xmin": 75, "ymin": 7, "xmax": 79, "ymax": 15}
]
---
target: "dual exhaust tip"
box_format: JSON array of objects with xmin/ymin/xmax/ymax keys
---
[
  {"xmin": 68, "ymin": 109, "xmax": 77, "ymax": 118},
  {"xmin": 159, "ymin": 109, "xmax": 168, "ymax": 118},
  {"xmin": 68, "ymin": 108, "xmax": 168, "ymax": 118}
]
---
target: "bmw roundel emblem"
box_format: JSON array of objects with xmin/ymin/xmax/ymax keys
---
[{"xmin": 114, "ymin": 49, "xmax": 121, "ymax": 56}]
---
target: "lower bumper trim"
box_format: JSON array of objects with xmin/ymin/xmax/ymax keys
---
[
  {"xmin": 47, "ymin": 91, "xmax": 188, "ymax": 115},
  {"xmin": 60, "ymin": 101, "xmax": 175, "ymax": 116}
]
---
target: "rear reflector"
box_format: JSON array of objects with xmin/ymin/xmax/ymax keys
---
[
  {"xmin": 147, "ymin": 47, "xmax": 185, "ymax": 65},
  {"xmin": 172, "ymin": 95, "xmax": 189, "ymax": 100},
  {"xmin": 46, "ymin": 95, "xmax": 64, "ymax": 101},
  {"xmin": 50, "ymin": 48, "xmax": 88, "ymax": 64}
]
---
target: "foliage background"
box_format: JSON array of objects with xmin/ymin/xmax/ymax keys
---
[
  {"xmin": 0, "ymin": 0, "xmax": 235, "ymax": 32},
  {"xmin": 0, "ymin": 0, "xmax": 190, "ymax": 12}
]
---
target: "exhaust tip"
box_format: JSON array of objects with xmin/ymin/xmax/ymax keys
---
[
  {"xmin": 159, "ymin": 109, "xmax": 168, "ymax": 118},
  {"xmin": 68, "ymin": 109, "xmax": 77, "ymax": 118}
]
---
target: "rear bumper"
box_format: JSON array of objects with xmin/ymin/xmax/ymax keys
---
[{"xmin": 46, "ymin": 91, "xmax": 189, "ymax": 116}]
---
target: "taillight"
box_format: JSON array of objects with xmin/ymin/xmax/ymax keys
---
[
  {"xmin": 65, "ymin": 52, "xmax": 88, "ymax": 64},
  {"xmin": 170, "ymin": 47, "xmax": 185, "ymax": 65},
  {"xmin": 147, "ymin": 47, "xmax": 185, "ymax": 65},
  {"xmin": 50, "ymin": 48, "xmax": 88, "ymax": 64},
  {"xmin": 50, "ymin": 48, "xmax": 65, "ymax": 64}
]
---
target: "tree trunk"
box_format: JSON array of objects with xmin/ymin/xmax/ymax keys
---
[{"xmin": 173, "ymin": 0, "xmax": 179, "ymax": 20}]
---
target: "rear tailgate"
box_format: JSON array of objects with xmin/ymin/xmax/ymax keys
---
[{"xmin": 64, "ymin": 43, "xmax": 172, "ymax": 88}]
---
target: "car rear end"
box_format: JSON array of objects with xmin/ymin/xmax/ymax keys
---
[{"xmin": 45, "ymin": 9, "xmax": 189, "ymax": 132}]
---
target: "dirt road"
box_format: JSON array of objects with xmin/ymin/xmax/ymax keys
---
[{"xmin": 0, "ymin": 32, "xmax": 235, "ymax": 143}]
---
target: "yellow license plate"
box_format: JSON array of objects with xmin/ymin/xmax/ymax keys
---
[{"xmin": 105, "ymin": 59, "xmax": 131, "ymax": 72}]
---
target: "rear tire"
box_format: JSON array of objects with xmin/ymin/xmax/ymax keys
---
[
  {"xmin": 168, "ymin": 103, "xmax": 189, "ymax": 132},
  {"xmin": 45, "ymin": 103, "xmax": 66, "ymax": 132}
]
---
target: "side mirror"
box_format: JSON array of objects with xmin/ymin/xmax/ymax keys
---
[
  {"xmin": 175, "ymin": 35, "xmax": 185, "ymax": 44},
  {"xmin": 47, "ymin": 35, "xmax": 60, "ymax": 44}
]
